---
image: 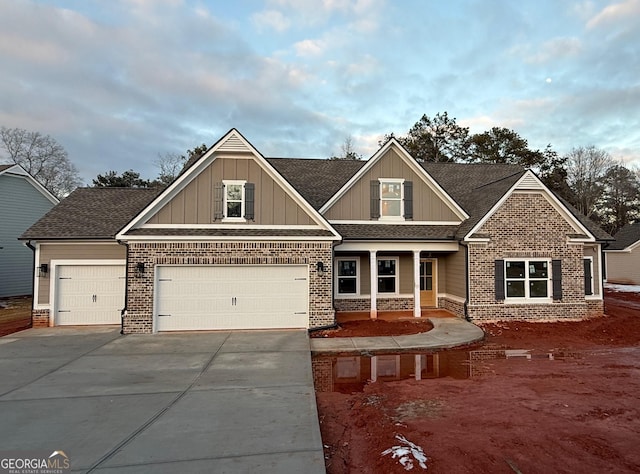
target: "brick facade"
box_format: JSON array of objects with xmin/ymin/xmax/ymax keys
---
[
  {"xmin": 467, "ymin": 192, "xmax": 601, "ymax": 322},
  {"xmin": 124, "ymin": 241, "xmax": 334, "ymax": 334},
  {"xmin": 334, "ymin": 296, "xmax": 414, "ymax": 312},
  {"xmin": 438, "ymin": 296, "xmax": 465, "ymax": 318}
]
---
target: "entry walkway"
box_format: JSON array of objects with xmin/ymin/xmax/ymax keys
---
[{"xmin": 310, "ymin": 316, "xmax": 485, "ymax": 354}]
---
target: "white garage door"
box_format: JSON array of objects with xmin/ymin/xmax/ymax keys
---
[
  {"xmin": 155, "ymin": 265, "xmax": 309, "ymax": 331},
  {"xmin": 55, "ymin": 265, "xmax": 126, "ymax": 325}
]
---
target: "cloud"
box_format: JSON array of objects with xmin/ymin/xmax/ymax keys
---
[
  {"xmin": 294, "ymin": 38, "xmax": 327, "ymax": 56},
  {"xmin": 252, "ymin": 9, "xmax": 291, "ymax": 32},
  {"xmin": 522, "ymin": 37, "xmax": 583, "ymax": 64},
  {"xmin": 586, "ymin": 0, "xmax": 640, "ymax": 29}
]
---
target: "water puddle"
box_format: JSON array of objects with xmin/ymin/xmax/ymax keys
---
[{"xmin": 312, "ymin": 348, "xmax": 578, "ymax": 392}]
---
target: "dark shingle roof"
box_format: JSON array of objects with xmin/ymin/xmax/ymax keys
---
[
  {"xmin": 0, "ymin": 164, "xmax": 14, "ymax": 173},
  {"xmin": 333, "ymin": 224, "xmax": 458, "ymax": 240},
  {"xmin": 266, "ymin": 158, "xmax": 366, "ymax": 209},
  {"xmin": 21, "ymin": 187, "xmax": 163, "ymax": 240},
  {"xmin": 608, "ymin": 222, "xmax": 640, "ymax": 250}
]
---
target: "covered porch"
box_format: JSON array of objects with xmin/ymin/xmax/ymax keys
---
[{"xmin": 333, "ymin": 240, "xmax": 466, "ymax": 320}]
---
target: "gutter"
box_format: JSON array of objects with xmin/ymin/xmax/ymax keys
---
[
  {"xmin": 25, "ymin": 241, "xmax": 37, "ymax": 322},
  {"xmin": 459, "ymin": 240, "xmax": 471, "ymax": 321},
  {"xmin": 116, "ymin": 239, "xmax": 129, "ymax": 335}
]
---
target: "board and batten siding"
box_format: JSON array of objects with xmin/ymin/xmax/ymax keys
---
[
  {"xmin": 0, "ymin": 174, "xmax": 56, "ymax": 297},
  {"xmin": 37, "ymin": 243, "xmax": 125, "ymax": 305},
  {"xmin": 583, "ymin": 245, "xmax": 601, "ymax": 295},
  {"xmin": 324, "ymin": 149, "xmax": 460, "ymax": 222},
  {"xmin": 148, "ymin": 156, "xmax": 314, "ymax": 225},
  {"xmin": 443, "ymin": 250, "xmax": 466, "ymax": 299}
]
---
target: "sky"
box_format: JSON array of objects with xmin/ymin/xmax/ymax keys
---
[{"xmin": 0, "ymin": 0, "xmax": 639, "ymax": 184}]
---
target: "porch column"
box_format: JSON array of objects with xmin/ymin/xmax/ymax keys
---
[
  {"xmin": 370, "ymin": 250, "xmax": 377, "ymax": 320},
  {"xmin": 413, "ymin": 250, "xmax": 421, "ymax": 318}
]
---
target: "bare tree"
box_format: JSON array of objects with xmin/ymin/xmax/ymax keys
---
[
  {"xmin": 565, "ymin": 146, "xmax": 614, "ymax": 218},
  {"xmin": 154, "ymin": 152, "xmax": 186, "ymax": 185},
  {"xmin": 0, "ymin": 127, "xmax": 81, "ymax": 197},
  {"xmin": 330, "ymin": 135, "xmax": 362, "ymax": 160}
]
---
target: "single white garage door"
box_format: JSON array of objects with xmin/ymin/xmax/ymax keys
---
[
  {"xmin": 155, "ymin": 265, "xmax": 309, "ymax": 331},
  {"xmin": 55, "ymin": 265, "xmax": 126, "ymax": 325}
]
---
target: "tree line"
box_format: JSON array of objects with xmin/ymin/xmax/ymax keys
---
[{"xmin": 2, "ymin": 117, "xmax": 638, "ymax": 236}]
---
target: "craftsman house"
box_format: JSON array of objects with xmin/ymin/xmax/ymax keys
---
[{"xmin": 21, "ymin": 129, "xmax": 610, "ymax": 333}]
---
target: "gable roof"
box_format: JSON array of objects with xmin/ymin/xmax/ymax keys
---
[
  {"xmin": 606, "ymin": 222, "xmax": 640, "ymax": 250},
  {"xmin": 20, "ymin": 187, "xmax": 162, "ymax": 240},
  {"xmin": 118, "ymin": 129, "xmax": 341, "ymax": 240},
  {"xmin": 0, "ymin": 163, "xmax": 59, "ymax": 205},
  {"xmin": 318, "ymin": 139, "xmax": 468, "ymax": 220}
]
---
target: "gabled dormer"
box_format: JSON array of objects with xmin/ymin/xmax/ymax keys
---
[
  {"xmin": 320, "ymin": 139, "xmax": 468, "ymax": 224},
  {"xmin": 117, "ymin": 129, "xmax": 340, "ymax": 241}
]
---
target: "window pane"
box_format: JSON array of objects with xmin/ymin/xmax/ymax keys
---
[
  {"xmin": 338, "ymin": 260, "xmax": 357, "ymax": 277},
  {"xmin": 227, "ymin": 201, "xmax": 241, "ymax": 217},
  {"xmin": 381, "ymin": 183, "xmax": 401, "ymax": 198},
  {"xmin": 378, "ymin": 277, "xmax": 396, "ymax": 293},
  {"xmin": 381, "ymin": 199, "xmax": 401, "ymax": 216},
  {"xmin": 529, "ymin": 261, "xmax": 548, "ymax": 278},
  {"xmin": 425, "ymin": 277, "xmax": 432, "ymax": 291},
  {"xmin": 338, "ymin": 278, "xmax": 357, "ymax": 294},
  {"xmin": 378, "ymin": 259, "xmax": 396, "ymax": 276},
  {"xmin": 506, "ymin": 281, "xmax": 525, "ymax": 297},
  {"xmin": 530, "ymin": 280, "xmax": 548, "ymax": 297},
  {"xmin": 506, "ymin": 261, "xmax": 525, "ymax": 278},
  {"xmin": 227, "ymin": 184, "xmax": 242, "ymax": 201}
]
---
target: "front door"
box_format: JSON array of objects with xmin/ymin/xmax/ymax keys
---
[{"xmin": 420, "ymin": 259, "xmax": 437, "ymax": 308}]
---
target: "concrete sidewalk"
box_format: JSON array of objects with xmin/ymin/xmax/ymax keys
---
[
  {"xmin": 0, "ymin": 328, "xmax": 325, "ymax": 473},
  {"xmin": 310, "ymin": 317, "xmax": 485, "ymax": 354}
]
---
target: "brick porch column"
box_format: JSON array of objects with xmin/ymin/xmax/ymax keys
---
[
  {"xmin": 370, "ymin": 250, "xmax": 377, "ymax": 320},
  {"xmin": 413, "ymin": 250, "xmax": 421, "ymax": 318}
]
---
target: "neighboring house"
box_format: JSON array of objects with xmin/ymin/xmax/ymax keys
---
[
  {"xmin": 603, "ymin": 223, "xmax": 640, "ymax": 285},
  {"xmin": 0, "ymin": 164, "xmax": 58, "ymax": 298},
  {"xmin": 20, "ymin": 129, "xmax": 611, "ymax": 333}
]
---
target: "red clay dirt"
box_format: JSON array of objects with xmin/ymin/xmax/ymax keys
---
[
  {"xmin": 0, "ymin": 296, "xmax": 31, "ymax": 337},
  {"xmin": 315, "ymin": 289, "xmax": 640, "ymax": 473}
]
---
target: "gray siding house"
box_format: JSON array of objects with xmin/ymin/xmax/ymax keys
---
[{"xmin": 0, "ymin": 164, "xmax": 58, "ymax": 297}]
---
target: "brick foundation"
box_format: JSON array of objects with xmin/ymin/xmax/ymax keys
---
[
  {"xmin": 32, "ymin": 309, "xmax": 50, "ymax": 327},
  {"xmin": 334, "ymin": 296, "xmax": 413, "ymax": 312},
  {"xmin": 438, "ymin": 297, "xmax": 465, "ymax": 318},
  {"xmin": 125, "ymin": 241, "xmax": 335, "ymax": 334}
]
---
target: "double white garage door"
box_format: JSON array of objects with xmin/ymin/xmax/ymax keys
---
[
  {"xmin": 54, "ymin": 264, "xmax": 309, "ymax": 330},
  {"xmin": 155, "ymin": 265, "xmax": 309, "ymax": 331}
]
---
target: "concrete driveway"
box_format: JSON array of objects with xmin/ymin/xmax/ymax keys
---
[{"xmin": 0, "ymin": 327, "xmax": 325, "ymax": 473}]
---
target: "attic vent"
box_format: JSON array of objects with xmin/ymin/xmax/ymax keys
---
[
  {"xmin": 515, "ymin": 173, "xmax": 544, "ymax": 190},
  {"xmin": 218, "ymin": 134, "xmax": 249, "ymax": 153}
]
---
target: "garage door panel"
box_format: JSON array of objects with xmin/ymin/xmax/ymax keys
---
[
  {"xmin": 56, "ymin": 265, "xmax": 125, "ymax": 325},
  {"xmin": 155, "ymin": 265, "xmax": 309, "ymax": 331}
]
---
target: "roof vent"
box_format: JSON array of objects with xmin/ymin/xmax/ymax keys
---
[
  {"xmin": 218, "ymin": 134, "xmax": 249, "ymax": 153},
  {"xmin": 515, "ymin": 172, "xmax": 544, "ymax": 190}
]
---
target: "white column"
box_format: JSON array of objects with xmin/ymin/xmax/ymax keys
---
[
  {"xmin": 370, "ymin": 250, "xmax": 377, "ymax": 320},
  {"xmin": 413, "ymin": 250, "xmax": 421, "ymax": 318}
]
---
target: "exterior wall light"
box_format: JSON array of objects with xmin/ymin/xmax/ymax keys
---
[{"xmin": 316, "ymin": 261, "xmax": 325, "ymax": 274}]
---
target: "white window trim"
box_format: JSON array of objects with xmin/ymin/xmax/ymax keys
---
[
  {"xmin": 222, "ymin": 180, "xmax": 246, "ymax": 222},
  {"xmin": 335, "ymin": 256, "xmax": 360, "ymax": 297},
  {"xmin": 378, "ymin": 178, "xmax": 405, "ymax": 221},
  {"xmin": 504, "ymin": 258, "xmax": 552, "ymax": 303},
  {"xmin": 377, "ymin": 256, "xmax": 399, "ymax": 295}
]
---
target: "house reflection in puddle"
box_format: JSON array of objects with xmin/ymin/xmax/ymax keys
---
[{"xmin": 312, "ymin": 351, "xmax": 470, "ymax": 393}]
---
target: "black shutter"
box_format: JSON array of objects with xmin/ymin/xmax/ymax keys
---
[
  {"xmin": 495, "ymin": 259, "xmax": 505, "ymax": 300},
  {"xmin": 584, "ymin": 258, "xmax": 593, "ymax": 296},
  {"xmin": 370, "ymin": 180, "xmax": 380, "ymax": 219},
  {"xmin": 552, "ymin": 259, "xmax": 562, "ymax": 300},
  {"xmin": 404, "ymin": 181, "xmax": 413, "ymax": 220},
  {"xmin": 213, "ymin": 182, "xmax": 224, "ymax": 220},
  {"xmin": 244, "ymin": 182, "xmax": 255, "ymax": 220}
]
